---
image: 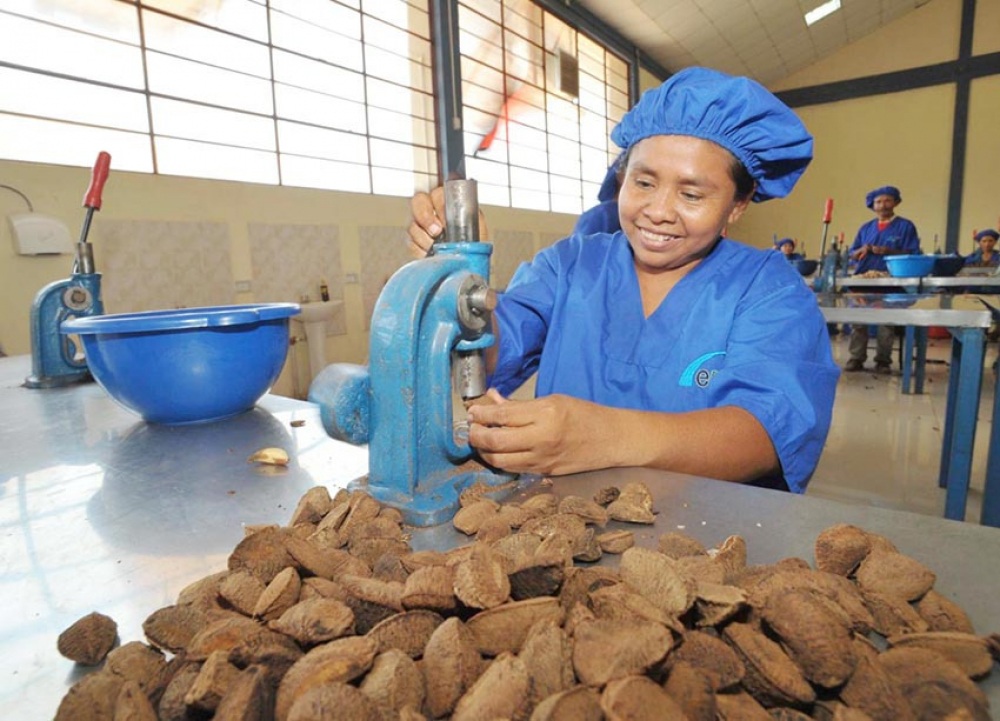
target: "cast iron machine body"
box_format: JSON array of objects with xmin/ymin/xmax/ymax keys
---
[
  {"xmin": 309, "ymin": 180, "xmax": 511, "ymax": 526},
  {"xmin": 25, "ymin": 152, "xmax": 110, "ymax": 388}
]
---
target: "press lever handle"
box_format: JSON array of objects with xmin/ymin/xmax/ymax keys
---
[{"xmin": 83, "ymin": 151, "xmax": 111, "ymax": 210}]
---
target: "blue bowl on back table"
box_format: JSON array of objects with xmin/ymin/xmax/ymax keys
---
[
  {"xmin": 932, "ymin": 254, "xmax": 965, "ymax": 277},
  {"xmin": 61, "ymin": 304, "xmax": 300, "ymax": 424},
  {"xmin": 886, "ymin": 255, "xmax": 937, "ymax": 278}
]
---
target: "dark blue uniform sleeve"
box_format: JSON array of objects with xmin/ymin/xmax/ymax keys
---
[
  {"xmin": 709, "ymin": 262, "xmax": 840, "ymax": 492},
  {"xmin": 572, "ymin": 200, "xmax": 620, "ymax": 236},
  {"xmin": 488, "ymin": 246, "xmax": 561, "ymax": 396}
]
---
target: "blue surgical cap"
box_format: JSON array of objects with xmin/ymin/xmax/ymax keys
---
[
  {"xmin": 976, "ymin": 229, "xmax": 999, "ymax": 242},
  {"xmin": 866, "ymin": 186, "xmax": 901, "ymax": 209},
  {"xmin": 610, "ymin": 67, "xmax": 813, "ymax": 203},
  {"xmin": 775, "ymin": 237, "xmax": 795, "ymax": 248}
]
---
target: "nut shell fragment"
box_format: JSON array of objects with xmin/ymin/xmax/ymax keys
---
[
  {"xmin": 573, "ymin": 619, "xmax": 672, "ymax": 686},
  {"xmin": 915, "ymin": 590, "xmax": 975, "ymax": 634},
  {"xmin": 453, "ymin": 543, "xmax": 511, "ymax": 610},
  {"xmin": 58, "ymin": 611, "xmax": 118, "ymax": 665},
  {"xmin": 422, "ymin": 618, "xmax": 485, "ymax": 718},
  {"xmin": 247, "ymin": 447, "xmax": 289, "ymax": 466},
  {"xmin": 855, "ymin": 551, "xmax": 936, "ymax": 601},
  {"xmin": 620, "ymin": 546, "xmax": 696, "ymax": 616},
  {"xmin": 401, "ymin": 565, "xmax": 457, "ymax": 612},
  {"xmin": 761, "ymin": 588, "xmax": 856, "ymax": 688},
  {"xmin": 722, "ymin": 623, "xmax": 815, "ymax": 708},
  {"xmin": 600, "ymin": 675, "xmax": 686, "ymax": 720},
  {"xmin": 452, "ymin": 652, "xmax": 531, "ymax": 721},
  {"xmin": 666, "ymin": 631, "xmax": 745, "ymax": 692},
  {"xmin": 55, "ymin": 671, "xmax": 124, "ymax": 721},
  {"xmin": 253, "ymin": 567, "xmax": 301, "ymax": 621},
  {"xmin": 142, "ymin": 605, "xmax": 207, "ymax": 653},
  {"xmin": 466, "ymin": 596, "xmax": 565, "ymax": 656},
  {"xmin": 596, "ymin": 529, "xmax": 634, "ymax": 554},
  {"xmin": 879, "ymin": 647, "xmax": 990, "ymax": 721},
  {"xmin": 366, "ymin": 609, "xmax": 443, "ymax": 658},
  {"xmin": 359, "ymin": 649, "xmax": 426, "ymax": 714},
  {"xmin": 530, "ymin": 686, "xmax": 602, "ymax": 721},
  {"xmin": 268, "ymin": 597, "xmax": 355, "ymax": 645},
  {"xmin": 287, "ymin": 682, "xmax": 383, "ymax": 721},
  {"xmin": 886, "ymin": 632, "xmax": 994, "ymax": 679},
  {"xmin": 814, "ymin": 524, "xmax": 872, "ymax": 576},
  {"xmin": 274, "ymin": 635, "xmax": 377, "ymax": 721}
]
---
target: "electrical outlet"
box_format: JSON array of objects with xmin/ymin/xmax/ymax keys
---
[
  {"xmin": 344, "ymin": 272, "xmax": 359, "ymax": 284},
  {"xmin": 235, "ymin": 280, "xmax": 252, "ymax": 292}
]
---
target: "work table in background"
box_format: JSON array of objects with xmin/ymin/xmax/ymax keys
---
[{"xmin": 1, "ymin": 354, "xmax": 998, "ymax": 717}]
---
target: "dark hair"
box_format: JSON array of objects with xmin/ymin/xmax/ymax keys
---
[
  {"xmin": 616, "ymin": 144, "xmax": 756, "ymax": 202},
  {"xmin": 729, "ymin": 157, "xmax": 755, "ymax": 202}
]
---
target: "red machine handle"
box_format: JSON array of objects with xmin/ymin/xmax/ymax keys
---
[
  {"xmin": 83, "ymin": 151, "xmax": 111, "ymax": 210},
  {"xmin": 823, "ymin": 198, "xmax": 834, "ymax": 224}
]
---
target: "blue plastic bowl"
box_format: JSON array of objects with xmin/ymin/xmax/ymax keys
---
[
  {"xmin": 886, "ymin": 255, "xmax": 936, "ymax": 278},
  {"xmin": 793, "ymin": 259, "xmax": 818, "ymax": 276},
  {"xmin": 62, "ymin": 304, "xmax": 300, "ymax": 425}
]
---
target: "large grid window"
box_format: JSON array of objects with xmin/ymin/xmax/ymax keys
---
[
  {"xmin": 0, "ymin": 0, "xmax": 437, "ymax": 196},
  {"xmin": 458, "ymin": 0, "xmax": 629, "ymax": 213}
]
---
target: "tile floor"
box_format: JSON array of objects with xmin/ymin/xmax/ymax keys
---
[{"xmin": 808, "ymin": 333, "xmax": 997, "ymax": 525}]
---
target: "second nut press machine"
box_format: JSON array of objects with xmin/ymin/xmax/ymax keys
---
[{"xmin": 309, "ymin": 179, "xmax": 514, "ymax": 526}]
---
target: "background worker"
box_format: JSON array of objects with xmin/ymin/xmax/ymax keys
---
[
  {"xmin": 965, "ymin": 229, "xmax": 999, "ymax": 267},
  {"xmin": 774, "ymin": 237, "xmax": 804, "ymax": 261},
  {"xmin": 844, "ymin": 185, "xmax": 920, "ymax": 373},
  {"xmin": 409, "ymin": 68, "xmax": 838, "ymax": 493}
]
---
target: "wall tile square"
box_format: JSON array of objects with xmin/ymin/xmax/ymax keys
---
[
  {"xmin": 248, "ymin": 223, "xmax": 345, "ymax": 336},
  {"xmin": 98, "ymin": 220, "xmax": 234, "ymax": 313}
]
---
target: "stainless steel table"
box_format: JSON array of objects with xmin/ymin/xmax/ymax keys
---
[
  {"xmin": 836, "ymin": 276, "xmax": 1000, "ymax": 292},
  {"xmin": 817, "ymin": 293, "xmax": 996, "ymax": 525},
  {"xmin": 2, "ymin": 355, "xmax": 999, "ymax": 718}
]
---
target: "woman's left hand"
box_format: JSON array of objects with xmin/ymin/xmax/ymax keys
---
[{"xmin": 466, "ymin": 389, "xmax": 621, "ymax": 475}]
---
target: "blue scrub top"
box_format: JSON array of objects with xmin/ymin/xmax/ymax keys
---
[
  {"xmin": 573, "ymin": 200, "xmax": 620, "ymax": 235},
  {"xmin": 849, "ymin": 216, "xmax": 920, "ymax": 275},
  {"xmin": 964, "ymin": 249, "xmax": 1000, "ymax": 267},
  {"xmin": 490, "ymin": 232, "xmax": 840, "ymax": 493}
]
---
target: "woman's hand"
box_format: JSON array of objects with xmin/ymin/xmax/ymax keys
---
[
  {"xmin": 466, "ymin": 389, "xmax": 622, "ymax": 475},
  {"xmin": 407, "ymin": 188, "xmax": 445, "ymax": 258},
  {"xmin": 408, "ymin": 186, "xmax": 490, "ymax": 259}
]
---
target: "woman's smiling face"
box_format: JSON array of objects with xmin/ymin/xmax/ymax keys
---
[{"xmin": 617, "ymin": 135, "xmax": 751, "ymax": 276}]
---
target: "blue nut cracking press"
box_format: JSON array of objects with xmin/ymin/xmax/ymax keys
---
[{"xmin": 309, "ymin": 179, "xmax": 513, "ymax": 526}]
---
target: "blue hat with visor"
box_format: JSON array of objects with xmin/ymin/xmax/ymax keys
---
[
  {"xmin": 975, "ymin": 229, "xmax": 999, "ymax": 242},
  {"xmin": 610, "ymin": 67, "xmax": 813, "ymax": 203}
]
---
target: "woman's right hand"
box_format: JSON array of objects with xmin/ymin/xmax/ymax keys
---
[
  {"xmin": 407, "ymin": 187, "xmax": 445, "ymax": 258},
  {"xmin": 407, "ymin": 186, "xmax": 490, "ymax": 259}
]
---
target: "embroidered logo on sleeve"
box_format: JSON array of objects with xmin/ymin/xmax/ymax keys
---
[{"xmin": 679, "ymin": 351, "xmax": 726, "ymax": 388}]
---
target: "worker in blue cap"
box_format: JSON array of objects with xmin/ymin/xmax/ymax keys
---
[
  {"xmin": 965, "ymin": 229, "xmax": 999, "ymax": 267},
  {"xmin": 408, "ymin": 67, "xmax": 838, "ymax": 493},
  {"xmin": 844, "ymin": 185, "xmax": 920, "ymax": 373},
  {"xmin": 774, "ymin": 237, "xmax": 804, "ymax": 262}
]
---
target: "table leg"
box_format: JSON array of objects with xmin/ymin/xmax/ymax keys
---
[
  {"xmin": 915, "ymin": 327, "xmax": 928, "ymax": 395},
  {"xmin": 902, "ymin": 326, "xmax": 915, "ymax": 394},
  {"xmin": 941, "ymin": 329, "xmax": 985, "ymax": 522},
  {"xmin": 939, "ymin": 339, "xmax": 962, "ymax": 489},
  {"xmin": 982, "ymin": 371, "xmax": 1000, "ymax": 527}
]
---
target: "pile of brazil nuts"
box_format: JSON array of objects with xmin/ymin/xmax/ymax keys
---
[{"xmin": 54, "ymin": 481, "xmax": 1000, "ymax": 720}]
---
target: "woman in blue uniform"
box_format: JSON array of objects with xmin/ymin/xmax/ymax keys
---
[
  {"xmin": 408, "ymin": 68, "xmax": 839, "ymax": 493},
  {"xmin": 774, "ymin": 237, "xmax": 804, "ymax": 262},
  {"xmin": 965, "ymin": 229, "xmax": 999, "ymax": 267}
]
